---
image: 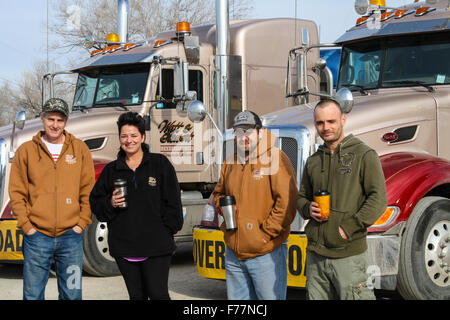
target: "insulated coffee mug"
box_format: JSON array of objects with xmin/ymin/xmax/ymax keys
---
[
  {"xmin": 219, "ymin": 195, "xmax": 237, "ymax": 231},
  {"xmin": 113, "ymin": 179, "xmax": 128, "ymax": 209},
  {"xmin": 314, "ymin": 190, "xmax": 330, "ymax": 220}
]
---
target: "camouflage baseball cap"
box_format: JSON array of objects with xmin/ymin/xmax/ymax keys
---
[{"xmin": 42, "ymin": 98, "xmax": 69, "ymax": 118}]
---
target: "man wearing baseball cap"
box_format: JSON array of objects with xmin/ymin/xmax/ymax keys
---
[
  {"xmin": 212, "ymin": 110, "xmax": 298, "ymax": 300},
  {"xmin": 9, "ymin": 98, "xmax": 95, "ymax": 300}
]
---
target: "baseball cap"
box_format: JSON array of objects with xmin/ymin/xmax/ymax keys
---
[
  {"xmin": 232, "ymin": 110, "xmax": 262, "ymax": 129},
  {"xmin": 42, "ymin": 98, "xmax": 69, "ymax": 118}
]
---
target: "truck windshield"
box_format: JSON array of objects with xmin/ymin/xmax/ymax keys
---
[
  {"xmin": 72, "ymin": 64, "xmax": 150, "ymax": 110},
  {"xmin": 337, "ymin": 32, "xmax": 450, "ymax": 91}
]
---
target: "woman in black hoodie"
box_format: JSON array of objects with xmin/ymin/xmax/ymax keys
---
[{"xmin": 89, "ymin": 112, "xmax": 183, "ymax": 300}]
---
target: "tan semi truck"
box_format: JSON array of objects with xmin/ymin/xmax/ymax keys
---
[
  {"xmin": 0, "ymin": 0, "xmax": 321, "ymax": 276},
  {"xmin": 193, "ymin": 0, "xmax": 450, "ymax": 299}
]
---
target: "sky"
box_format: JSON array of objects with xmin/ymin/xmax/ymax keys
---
[{"xmin": 0, "ymin": 0, "xmax": 414, "ymax": 89}]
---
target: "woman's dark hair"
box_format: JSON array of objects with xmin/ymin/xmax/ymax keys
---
[{"xmin": 116, "ymin": 111, "xmax": 149, "ymax": 156}]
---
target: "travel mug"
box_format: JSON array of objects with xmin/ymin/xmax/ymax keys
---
[
  {"xmin": 314, "ymin": 190, "xmax": 330, "ymax": 220},
  {"xmin": 113, "ymin": 179, "xmax": 128, "ymax": 209},
  {"xmin": 219, "ymin": 195, "xmax": 237, "ymax": 231}
]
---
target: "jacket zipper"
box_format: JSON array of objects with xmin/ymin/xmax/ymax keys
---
[
  {"xmin": 235, "ymin": 162, "xmax": 247, "ymax": 254},
  {"xmin": 52, "ymin": 143, "xmax": 68, "ymax": 236}
]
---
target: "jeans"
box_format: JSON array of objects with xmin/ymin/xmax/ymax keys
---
[
  {"xmin": 225, "ymin": 244, "xmax": 287, "ymax": 300},
  {"xmin": 22, "ymin": 229, "xmax": 84, "ymax": 300}
]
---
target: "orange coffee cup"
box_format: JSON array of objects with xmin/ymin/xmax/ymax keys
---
[{"xmin": 314, "ymin": 190, "xmax": 330, "ymax": 220}]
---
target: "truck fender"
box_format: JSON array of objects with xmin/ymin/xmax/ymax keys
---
[{"xmin": 380, "ymin": 151, "xmax": 450, "ymax": 226}]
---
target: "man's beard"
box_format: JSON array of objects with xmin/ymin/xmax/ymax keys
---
[{"xmin": 237, "ymin": 140, "xmax": 258, "ymax": 160}]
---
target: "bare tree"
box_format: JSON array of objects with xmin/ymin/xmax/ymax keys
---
[
  {"xmin": 3, "ymin": 61, "xmax": 76, "ymax": 125},
  {"xmin": 0, "ymin": 82, "xmax": 20, "ymax": 126},
  {"xmin": 50, "ymin": 0, "xmax": 254, "ymax": 54}
]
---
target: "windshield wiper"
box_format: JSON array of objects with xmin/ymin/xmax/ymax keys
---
[
  {"xmin": 93, "ymin": 102, "xmax": 129, "ymax": 111},
  {"xmin": 384, "ymin": 80, "xmax": 435, "ymax": 92},
  {"xmin": 73, "ymin": 105, "xmax": 91, "ymax": 113},
  {"xmin": 339, "ymin": 84, "xmax": 369, "ymax": 95}
]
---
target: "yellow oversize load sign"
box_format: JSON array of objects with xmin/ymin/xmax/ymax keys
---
[
  {"xmin": 193, "ymin": 228, "xmax": 308, "ymax": 287},
  {"xmin": 0, "ymin": 220, "xmax": 24, "ymax": 260}
]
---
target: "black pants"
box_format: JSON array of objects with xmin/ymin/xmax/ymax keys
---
[{"xmin": 115, "ymin": 254, "xmax": 172, "ymax": 300}]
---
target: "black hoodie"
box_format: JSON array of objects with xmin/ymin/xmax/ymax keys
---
[{"xmin": 89, "ymin": 151, "xmax": 183, "ymax": 257}]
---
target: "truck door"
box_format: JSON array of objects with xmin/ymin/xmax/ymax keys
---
[{"xmin": 150, "ymin": 67, "xmax": 215, "ymax": 183}]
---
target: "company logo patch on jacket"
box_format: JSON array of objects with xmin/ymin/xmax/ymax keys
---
[
  {"xmin": 252, "ymin": 169, "xmax": 265, "ymax": 180},
  {"xmin": 148, "ymin": 176, "xmax": 157, "ymax": 187},
  {"xmin": 65, "ymin": 154, "xmax": 77, "ymax": 164},
  {"xmin": 339, "ymin": 152, "xmax": 355, "ymax": 174}
]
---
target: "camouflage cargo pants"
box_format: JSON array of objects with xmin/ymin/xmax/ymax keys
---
[{"xmin": 305, "ymin": 250, "xmax": 376, "ymax": 300}]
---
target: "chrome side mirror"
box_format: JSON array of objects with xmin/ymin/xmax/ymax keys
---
[
  {"xmin": 187, "ymin": 100, "xmax": 207, "ymax": 122},
  {"xmin": 354, "ymin": 0, "xmax": 369, "ymax": 15},
  {"xmin": 187, "ymin": 100, "xmax": 222, "ymax": 138},
  {"xmin": 334, "ymin": 87, "xmax": 354, "ymax": 113},
  {"xmin": 15, "ymin": 110, "xmax": 26, "ymax": 130}
]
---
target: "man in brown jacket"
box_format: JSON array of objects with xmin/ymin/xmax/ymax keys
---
[
  {"xmin": 212, "ymin": 110, "xmax": 298, "ymax": 300},
  {"xmin": 9, "ymin": 98, "xmax": 95, "ymax": 300}
]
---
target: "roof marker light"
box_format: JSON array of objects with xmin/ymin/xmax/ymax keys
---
[
  {"xmin": 380, "ymin": 11, "xmax": 395, "ymax": 21},
  {"xmin": 415, "ymin": 6, "xmax": 436, "ymax": 16},
  {"xmin": 123, "ymin": 43, "xmax": 137, "ymax": 51},
  {"xmin": 154, "ymin": 40, "xmax": 169, "ymax": 47},
  {"xmin": 90, "ymin": 49, "xmax": 101, "ymax": 56},
  {"xmin": 102, "ymin": 45, "xmax": 121, "ymax": 54},
  {"xmin": 356, "ymin": 16, "xmax": 369, "ymax": 26},
  {"xmin": 394, "ymin": 9, "xmax": 414, "ymax": 19}
]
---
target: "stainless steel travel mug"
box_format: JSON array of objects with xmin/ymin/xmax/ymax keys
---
[
  {"xmin": 220, "ymin": 195, "xmax": 237, "ymax": 231},
  {"xmin": 113, "ymin": 179, "xmax": 128, "ymax": 209}
]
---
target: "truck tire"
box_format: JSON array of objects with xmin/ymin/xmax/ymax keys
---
[
  {"xmin": 82, "ymin": 216, "xmax": 120, "ymax": 276},
  {"xmin": 397, "ymin": 196, "xmax": 450, "ymax": 300}
]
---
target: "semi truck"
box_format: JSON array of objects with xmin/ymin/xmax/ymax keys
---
[
  {"xmin": 192, "ymin": 0, "xmax": 450, "ymax": 300},
  {"xmin": 0, "ymin": 0, "xmax": 322, "ymax": 276}
]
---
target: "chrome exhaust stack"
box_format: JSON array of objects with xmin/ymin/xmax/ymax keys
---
[{"xmin": 117, "ymin": 0, "xmax": 129, "ymax": 43}]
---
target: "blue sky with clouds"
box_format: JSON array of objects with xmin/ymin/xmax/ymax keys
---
[{"xmin": 0, "ymin": 0, "xmax": 413, "ymax": 88}]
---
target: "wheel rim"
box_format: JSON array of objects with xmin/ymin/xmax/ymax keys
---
[
  {"xmin": 95, "ymin": 222, "xmax": 115, "ymax": 262},
  {"xmin": 425, "ymin": 220, "xmax": 450, "ymax": 287}
]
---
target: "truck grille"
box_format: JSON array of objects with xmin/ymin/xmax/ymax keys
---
[{"xmin": 277, "ymin": 137, "xmax": 298, "ymax": 174}]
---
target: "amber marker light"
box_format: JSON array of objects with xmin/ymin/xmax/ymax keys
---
[
  {"xmin": 123, "ymin": 43, "xmax": 136, "ymax": 51},
  {"xmin": 90, "ymin": 49, "xmax": 101, "ymax": 56},
  {"xmin": 176, "ymin": 21, "xmax": 191, "ymax": 33},
  {"xmin": 395, "ymin": 9, "xmax": 408, "ymax": 18},
  {"xmin": 154, "ymin": 40, "xmax": 168, "ymax": 47},
  {"xmin": 369, "ymin": 0, "xmax": 386, "ymax": 6},
  {"xmin": 106, "ymin": 33, "xmax": 120, "ymax": 43},
  {"xmin": 380, "ymin": 11, "xmax": 395, "ymax": 21},
  {"xmin": 415, "ymin": 6, "xmax": 436, "ymax": 16},
  {"xmin": 371, "ymin": 206, "xmax": 400, "ymax": 229},
  {"xmin": 356, "ymin": 16, "xmax": 369, "ymax": 25}
]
